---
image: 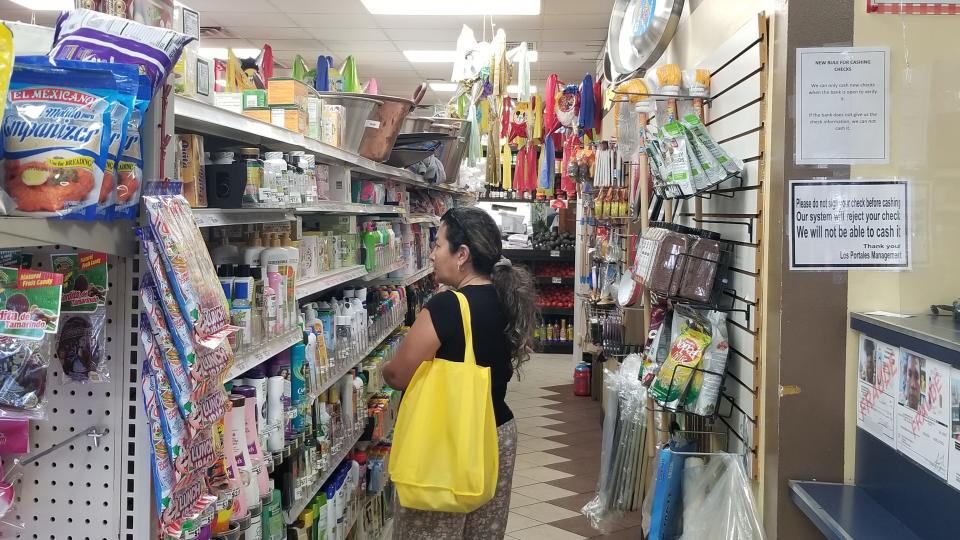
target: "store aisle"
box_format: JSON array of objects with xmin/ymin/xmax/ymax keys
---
[{"xmin": 505, "ymin": 354, "xmax": 643, "ymax": 539}]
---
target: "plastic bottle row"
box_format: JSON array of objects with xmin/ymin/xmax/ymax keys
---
[{"xmin": 535, "ymin": 317, "xmax": 574, "ymax": 343}]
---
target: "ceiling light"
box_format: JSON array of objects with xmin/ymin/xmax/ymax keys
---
[
  {"xmin": 406, "ymin": 50, "xmax": 537, "ymax": 63},
  {"xmin": 9, "ymin": 0, "xmax": 72, "ymax": 9},
  {"xmin": 429, "ymin": 83, "xmax": 458, "ymax": 92},
  {"xmin": 362, "ymin": 0, "xmax": 540, "ymax": 15},
  {"xmin": 199, "ymin": 48, "xmax": 262, "ymax": 59},
  {"xmin": 508, "ymin": 85, "xmax": 538, "ymax": 93}
]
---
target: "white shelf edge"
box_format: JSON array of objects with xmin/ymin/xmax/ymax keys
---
[
  {"xmin": 295, "ymin": 203, "xmax": 405, "ymax": 216},
  {"xmin": 193, "ymin": 208, "xmax": 295, "ymax": 227},
  {"xmin": 226, "ymin": 327, "xmax": 302, "ymax": 381},
  {"xmin": 0, "ymin": 217, "xmax": 137, "ymax": 257},
  {"xmin": 403, "ymin": 214, "xmax": 441, "ymax": 225},
  {"xmin": 360, "ymin": 261, "xmax": 406, "ymax": 282},
  {"xmin": 297, "ymin": 265, "xmax": 368, "ymax": 300},
  {"xmin": 367, "ymin": 265, "xmax": 434, "ymax": 287}
]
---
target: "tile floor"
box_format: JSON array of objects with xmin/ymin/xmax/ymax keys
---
[{"xmin": 504, "ymin": 354, "xmax": 643, "ymax": 540}]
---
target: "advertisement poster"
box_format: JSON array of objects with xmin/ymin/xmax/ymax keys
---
[
  {"xmin": 789, "ymin": 180, "xmax": 910, "ymax": 270},
  {"xmin": 795, "ymin": 47, "xmax": 889, "ymax": 164},
  {"xmin": 856, "ymin": 335, "xmax": 898, "ymax": 448},
  {"xmin": 895, "ymin": 349, "xmax": 951, "ymax": 479},
  {"xmin": 949, "ymin": 369, "xmax": 960, "ymax": 491}
]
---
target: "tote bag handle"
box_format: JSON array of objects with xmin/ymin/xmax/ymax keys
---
[{"xmin": 452, "ymin": 291, "xmax": 477, "ymax": 367}]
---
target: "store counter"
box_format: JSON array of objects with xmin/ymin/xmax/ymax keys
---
[{"xmin": 789, "ymin": 481, "xmax": 920, "ymax": 540}]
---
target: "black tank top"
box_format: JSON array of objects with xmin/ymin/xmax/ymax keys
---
[{"xmin": 424, "ymin": 285, "xmax": 514, "ymax": 426}]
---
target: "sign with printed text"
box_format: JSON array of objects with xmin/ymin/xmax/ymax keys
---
[
  {"xmin": 789, "ymin": 180, "xmax": 909, "ymax": 270},
  {"xmin": 950, "ymin": 368, "xmax": 960, "ymax": 491},
  {"xmin": 857, "ymin": 335, "xmax": 898, "ymax": 448},
  {"xmin": 796, "ymin": 47, "xmax": 890, "ymax": 164},
  {"xmin": 895, "ymin": 349, "xmax": 951, "ymax": 480}
]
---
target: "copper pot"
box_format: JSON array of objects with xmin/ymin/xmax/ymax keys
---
[{"xmin": 357, "ymin": 84, "xmax": 427, "ymax": 162}]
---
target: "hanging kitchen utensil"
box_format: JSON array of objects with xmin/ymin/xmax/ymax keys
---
[{"xmin": 606, "ymin": 0, "xmax": 685, "ymax": 83}]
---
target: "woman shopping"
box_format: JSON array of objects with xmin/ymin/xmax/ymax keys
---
[{"xmin": 383, "ymin": 207, "xmax": 538, "ymax": 539}]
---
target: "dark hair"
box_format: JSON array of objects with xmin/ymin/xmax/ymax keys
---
[{"xmin": 441, "ymin": 207, "xmax": 538, "ymax": 371}]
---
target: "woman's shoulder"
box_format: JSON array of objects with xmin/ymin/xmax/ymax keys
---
[{"xmin": 424, "ymin": 289, "xmax": 457, "ymax": 312}]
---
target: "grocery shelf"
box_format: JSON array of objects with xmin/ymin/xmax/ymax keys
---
[
  {"xmin": 175, "ymin": 96, "xmax": 471, "ymax": 196},
  {"xmin": 0, "ymin": 217, "xmax": 137, "ymax": 257},
  {"xmin": 535, "ymin": 276, "xmax": 575, "ymax": 286},
  {"xmin": 297, "ymin": 265, "xmax": 368, "ymax": 300},
  {"xmin": 537, "ymin": 340, "xmax": 574, "ymax": 354},
  {"xmin": 367, "ymin": 265, "xmax": 434, "ymax": 287},
  {"xmin": 281, "ymin": 320, "xmax": 404, "ymax": 525},
  {"xmin": 296, "ymin": 202, "xmax": 405, "ymax": 216},
  {"xmin": 503, "ymin": 248, "xmax": 576, "ymax": 262},
  {"xmin": 360, "ymin": 260, "xmax": 407, "ymax": 282},
  {"xmin": 403, "ymin": 213, "xmax": 441, "ymax": 225},
  {"xmin": 226, "ymin": 326, "xmax": 303, "ymax": 381},
  {"xmin": 283, "ymin": 425, "xmax": 365, "ymax": 524},
  {"xmin": 192, "ymin": 208, "xmax": 296, "ymax": 227},
  {"xmin": 539, "ymin": 306, "xmax": 574, "ymax": 315}
]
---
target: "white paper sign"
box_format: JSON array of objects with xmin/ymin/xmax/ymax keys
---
[
  {"xmin": 789, "ymin": 180, "xmax": 909, "ymax": 270},
  {"xmin": 857, "ymin": 335, "xmax": 898, "ymax": 448},
  {"xmin": 895, "ymin": 349, "xmax": 951, "ymax": 480},
  {"xmin": 949, "ymin": 369, "xmax": 960, "ymax": 491},
  {"xmin": 796, "ymin": 47, "xmax": 889, "ymax": 164}
]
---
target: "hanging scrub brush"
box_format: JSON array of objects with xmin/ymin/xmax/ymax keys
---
[
  {"xmin": 655, "ymin": 63, "xmax": 682, "ymax": 123},
  {"xmin": 683, "ymin": 68, "xmax": 711, "ymax": 122}
]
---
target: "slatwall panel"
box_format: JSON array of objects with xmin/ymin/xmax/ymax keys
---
[{"xmin": 676, "ymin": 15, "xmax": 766, "ymax": 477}]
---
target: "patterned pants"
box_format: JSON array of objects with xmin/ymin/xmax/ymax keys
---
[{"xmin": 393, "ymin": 419, "xmax": 518, "ymax": 540}]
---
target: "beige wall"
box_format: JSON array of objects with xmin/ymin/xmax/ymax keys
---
[{"xmin": 844, "ymin": 0, "xmax": 960, "ymax": 480}]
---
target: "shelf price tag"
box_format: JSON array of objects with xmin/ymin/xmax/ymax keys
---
[
  {"xmin": 551, "ymin": 277, "xmax": 562, "ymax": 284},
  {"xmin": 550, "ymin": 250, "xmax": 560, "ymax": 257}
]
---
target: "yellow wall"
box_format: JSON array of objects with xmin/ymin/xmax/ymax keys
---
[{"xmin": 845, "ymin": 0, "xmax": 960, "ymax": 480}]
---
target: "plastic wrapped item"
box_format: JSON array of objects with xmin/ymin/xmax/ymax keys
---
[
  {"xmin": 686, "ymin": 311, "xmax": 730, "ymax": 416},
  {"xmin": 582, "ymin": 354, "xmax": 648, "ymax": 534},
  {"xmin": 0, "ymin": 24, "xmax": 11, "ymax": 121},
  {"xmin": 651, "ymin": 308, "xmax": 712, "ymax": 408},
  {"xmin": 56, "ymin": 309, "xmax": 109, "ymax": 384},
  {"xmin": 0, "ymin": 63, "xmax": 122, "ymax": 218},
  {"xmin": 649, "ymin": 438, "xmax": 697, "ymax": 540},
  {"xmin": 0, "ymin": 336, "xmax": 51, "ymax": 420},
  {"xmin": 678, "ymin": 453, "xmax": 765, "ymax": 540},
  {"xmin": 50, "ymin": 9, "xmax": 195, "ymax": 96},
  {"xmin": 676, "ymin": 236, "xmax": 721, "ymax": 303}
]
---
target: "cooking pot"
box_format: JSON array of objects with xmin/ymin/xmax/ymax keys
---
[
  {"xmin": 315, "ymin": 93, "xmax": 382, "ymax": 153},
  {"xmin": 401, "ymin": 116, "xmax": 472, "ymax": 183},
  {"xmin": 356, "ymin": 83, "xmax": 426, "ymax": 162}
]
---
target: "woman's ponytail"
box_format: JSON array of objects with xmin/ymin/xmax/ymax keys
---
[{"xmin": 491, "ymin": 259, "xmax": 538, "ymax": 372}]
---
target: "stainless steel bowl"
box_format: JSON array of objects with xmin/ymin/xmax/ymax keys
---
[{"xmin": 315, "ymin": 93, "xmax": 383, "ymax": 153}]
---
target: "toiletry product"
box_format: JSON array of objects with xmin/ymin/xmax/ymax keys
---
[
  {"xmin": 233, "ymin": 385, "xmax": 271, "ymax": 499},
  {"xmin": 261, "ymin": 234, "xmax": 290, "ymax": 330},
  {"xmin": 229, "ymin": 395, "xmax": 259, "ymax": 510},
  {"xmin": 291, "ymin": 342, "xmax": 306, "ymax": 434},
  {"xmin": 232, "ymin": 265, "xmax": 255, "ymax": 347},
  {"xmin": 266, "ymin": 373, "xmax": 285, "ymax": 452},
  {"xmin": 269, "ymin": 351, "xmax": 294, "ymax": 440}
]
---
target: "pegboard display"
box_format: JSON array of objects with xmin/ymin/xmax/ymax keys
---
[{"xmin": 2, "ymin": 247, "xmax": 148, "ymax": 539}]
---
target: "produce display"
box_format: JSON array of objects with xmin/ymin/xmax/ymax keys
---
[
  {"xmin": 534, "ymin": 262, "xmax": 575, "ymax": 279},
  {"xmin": 537, "ymin": 285, "xmax": 574, "ymax": 310},
  {"xmin": 529, "ymin": 229, "xmax": 575, "ymax": 251}
]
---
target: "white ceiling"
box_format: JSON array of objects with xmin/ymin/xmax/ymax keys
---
[{"xmin": 0, "ymin": 0, "xmax": 613, "ymax": 104}]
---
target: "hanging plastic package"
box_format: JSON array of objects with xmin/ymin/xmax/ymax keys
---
[
  {"xmin": 451, "ymin": 25, "xmax": 479, "ymax": 82},
  {"xmin": 292, "ymin": 54, "xmax": 311, "ymax": 85},
  {"xmin": 509, "ymin": 42, "xmax": 531, "ymax": 101},
  {"xmin": 543, "ymin": 74, "xmax": 559, "ymax": 135},
  {"xmin": 685, "ymin": 310, "xmax": 729, "ymax": 416},
  {"xmin": 16, "ymin": 56, "xmax": 139, "ymax": 221},
  {"xmin": 0, "ymin": 63, "xmax": 122, "ymax": 219},
  {"xmin": 49, "ymin": 8, "xmax": 195, "ymax": 97},
  {"xmin": 539, "ymin": 134, "xmax": 555, "ymax": 190},
  {"xmin": 256, "ymin": 44, "xmax": 274, "ymax": 81},
  {"xmin": 678, "ymin": 453, "xmax": 766, "ymax": 540},
  {"xmin": 0, "ymin": 24, "xmax": 11, "ymax": 121},
  {"xmin": 501, "ymin": 143, "xmax": 512, "ymax": 191},
  {"xmin": 0, "ymin": 266, "xmax": 64, "ymax": 420},
  {"xmin": 651, "ymin": 308, "xmax": 712, "ymax": 408},
  {"xmin": 578, "ymin": 74, "xmax": 595, "ymax": 133}
]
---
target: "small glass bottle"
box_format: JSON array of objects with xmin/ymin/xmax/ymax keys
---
[{"xmin": 241, "ymin": 148, "xmax": 263, "ymax": 206}]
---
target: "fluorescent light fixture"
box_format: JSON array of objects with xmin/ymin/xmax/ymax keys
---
[
  {"xmin": 508, "ymin": 85, "xmax": 538, "ymax": 93},
  {"xmin": 406, "ymin": 50, "xmax": 537, "ymax": 63},
  {"xmin": 429, "ymin": 83, "xmax": 458, "ymax": 92},
  {"xmin": 199, "ymin": 48, "xmax": 262, "ymax": 59},
  {"xmin": 9, "ymin": 0, "xmax": 72, "ymax": 9},
  {"xmin": 362, "ymin": 0, "xmax": 539, "ymax": 15}
]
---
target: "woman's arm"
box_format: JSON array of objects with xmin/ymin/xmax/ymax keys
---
[{"xmin": 382, "ymin": 307, "xmax": 441, "ymax": 390}]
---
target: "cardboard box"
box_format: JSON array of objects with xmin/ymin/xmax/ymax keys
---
[
  {"xmin": 243, "ymin": 107, "xmax": 272, "ymax": 124},
  {"xmin": 242, "ymin": 89, "xmax": 268, "ymax": 110},
  {"xmin": 270, "ymin": 106, "xmax": 308, "ymax": 135},
  {"xmin": 176, "ymin": 134, "xmax": 207, "ymax": 207},
  {"xmin": 268, "ymin": 78, "xmax": 311, "ymax": 108},
  {"xmin": 214, "ymin": 92, "xmax": 243, "ymax": 114}
]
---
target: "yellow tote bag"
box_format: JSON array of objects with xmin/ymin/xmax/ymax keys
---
[{"xmin": 389, "ymin": 291, "xmax": 499, "ymax": 513}]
